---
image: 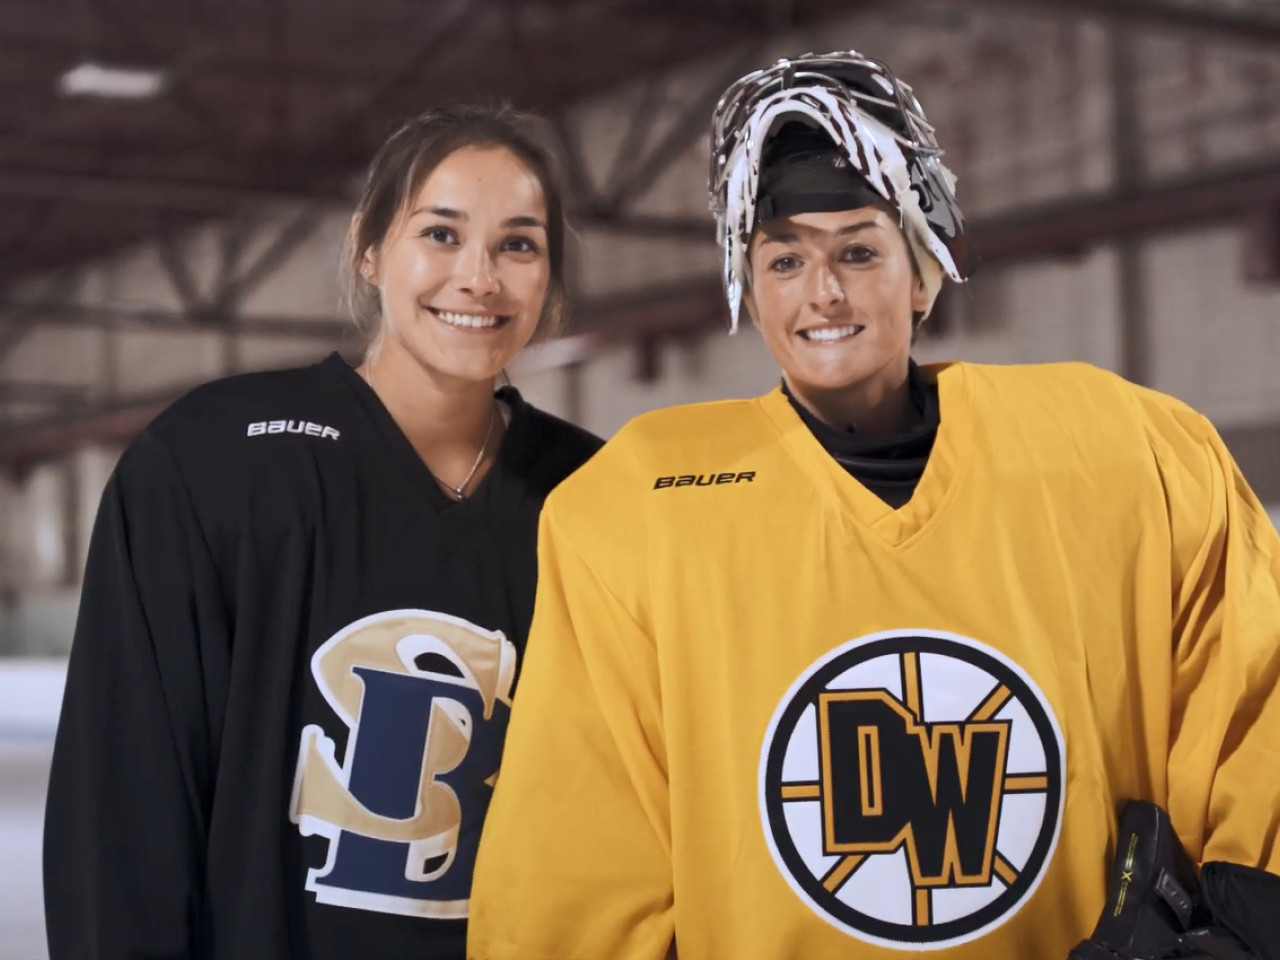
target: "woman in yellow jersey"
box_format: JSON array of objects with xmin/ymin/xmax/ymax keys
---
[{"xmin": 468, "ymin": 52, "xmax": 1280, "ymax": 960}]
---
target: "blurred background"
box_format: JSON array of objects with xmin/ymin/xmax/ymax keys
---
[{"xmin": 3, "ymin": 0, "xmax": 1280, "ymax": 956}]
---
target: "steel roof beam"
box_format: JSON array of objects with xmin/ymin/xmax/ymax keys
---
[{"xmin": 961, "ymin": 0, "xmax": 1280, "ymax": 47}]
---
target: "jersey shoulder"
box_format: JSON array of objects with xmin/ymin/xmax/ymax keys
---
[
  {"xmin": 517, "ymin": 396, "xmax": 604, "ymax": 472},
  {"xmin": 542, "ymin": 396, "xmax": 768, "ymax": 565},
  {"xmin": 550, "ymin": 396, "xmax": 767, "ymax": 501},
  {"xmin": 950, "ymin": 359, "xmax": 1131, "ymax": 407},
  {"xmin": 146, "ymin": 359, "xmax": 339, "ymax": 439},
  {"xmin": 611, "ymin": 394, "xmax": 775, "ymax": 469},
  {"xmin": 948, "ymin": 360, "xmax": 1231, "ymax": 517},
  {"xmin": 118, "ymin": 355, "xmax": 354, "ymax": 501},
  {"xmin": 952, "ymin": 359, "xmax": 1211, "ymax": 447},
  {"xmin": 501, "ymin": 395, "xmax": 604, "ymax": 502},
  {"xmin": 538, "ymin": 397, "xmax": 764, "ymax": 618}
]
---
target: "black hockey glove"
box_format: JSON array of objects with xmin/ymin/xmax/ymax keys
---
[{"xmin": 1066, "ymin": 800, "xmax": 1280, "ymax": 960}]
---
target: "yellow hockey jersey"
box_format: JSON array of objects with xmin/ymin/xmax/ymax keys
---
[{"xmin": 468, "ymin": 361, "xmax": 1280, "ymax": 960}]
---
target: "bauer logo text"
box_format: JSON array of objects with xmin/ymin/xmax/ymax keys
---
[
  {"xmin": 247, "ymin": 420, "xmax": 340, "ymax": 440},
  {"xmin": 653, "ymin": 471, "xmax": 755, "ymax": 490}
]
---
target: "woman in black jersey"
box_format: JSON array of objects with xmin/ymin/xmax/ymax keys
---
[{"xmin": 43, "ymin": 104, "xmax": 601, "ymax": 960}]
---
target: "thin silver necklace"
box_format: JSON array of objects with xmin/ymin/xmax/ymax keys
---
[{"xmin": 362, "ymin": 364, "xmax": 497, "ymax": 501}]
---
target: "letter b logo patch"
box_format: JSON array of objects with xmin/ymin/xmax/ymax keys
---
[{"xmin": 290, "ymin": 610, "xmax": 516, "ymax": 918}]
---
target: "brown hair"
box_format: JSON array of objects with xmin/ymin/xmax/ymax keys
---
[{"xmin": 344, "ymin": 103, "xmax": 569, "ymax": 344}]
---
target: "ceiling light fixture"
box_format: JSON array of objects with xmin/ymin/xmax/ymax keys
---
[{"xmin": 58, "ymin": 62, "xmax": 168, "ymax": 100}]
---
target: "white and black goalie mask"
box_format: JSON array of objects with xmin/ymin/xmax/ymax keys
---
[{"xmin": 709, "ymin": 51, "xmax": 979, "ymax": 330}]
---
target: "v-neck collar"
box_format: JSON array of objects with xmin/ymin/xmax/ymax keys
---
[
  {"xmin": 782, "ymin": 360, "xmax": 938, "ymax": 459},
  {"xmin": 757, "ymin": 361, "xmax": 973, "ymax": 549},
  {"xmin": 322, "ymin": 352, "xmax": 534, "ymax": 525}
]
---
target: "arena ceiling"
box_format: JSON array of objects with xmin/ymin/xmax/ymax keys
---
[
  {"xmin": 0, "ymin": 0, "xmax": 866, "ymax": 286},
  {"xmin": 4, "ymin": 0, "xmax": 1280, "ymax": 286},
  {"xmin": 3, "ymin": 0, "xmax": 1280, "ymax": 471}
]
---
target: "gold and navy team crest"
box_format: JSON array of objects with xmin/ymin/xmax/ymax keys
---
[
  {"xmin": 290, "ymin": 609, "xmax": 516, "ymax": 918},
  {"xmin": 760, "ymin": 629, "xmax": 1066, "ymax": 950}
]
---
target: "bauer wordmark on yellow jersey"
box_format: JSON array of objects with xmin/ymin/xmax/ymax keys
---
[{"xmin": 761, "ymin": 628, "xmax": 1065, "ymax": 950}]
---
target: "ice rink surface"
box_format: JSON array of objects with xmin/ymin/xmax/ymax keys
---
[
  {"xmin": 0, "ymin": 737, "xmax": 51, "ymax": 960},
  {"xmin": 0, "ymin": 660, "xmax": 63, "ymax": 960}
]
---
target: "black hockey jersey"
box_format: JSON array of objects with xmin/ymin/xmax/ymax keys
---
[{"xmin": 43, "ymin": 352, "xmax": 601, "ymax": 960}]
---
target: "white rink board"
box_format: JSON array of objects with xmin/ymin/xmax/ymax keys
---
[{"xmin": 0, "ymin": 659, "xmax": 66, "ymax": 739}]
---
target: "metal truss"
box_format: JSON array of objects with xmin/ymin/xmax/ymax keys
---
[
  {"xmin": 960, "ymin": 0, "xmax": 1280, "ymax": 46},
  {"xmin": 541, "ymin": 42, "xmax": 767, "ymax": 240},
  {"xmin": 0, "ymin": 204, "xmax": 332, "ymax": 367}
]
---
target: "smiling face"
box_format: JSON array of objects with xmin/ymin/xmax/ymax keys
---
[
  {"xmin": 362, "ymin": 145, "xmax": 551, "ymax": 386},
  {"xmin": 747, "ymin": 202, "xmax": 927, "ymax": 400}
]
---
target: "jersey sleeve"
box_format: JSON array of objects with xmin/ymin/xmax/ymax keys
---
[
  {"xmin": 467, "ymin": 502, "xmax": 674, "ymax": 960},
  {"xmin": 43, "ymin": 431, "xmax": 228, "ymax": 960},
  {"xmin": 1159, "ymin": 412, "xmax": 1280, "ymax": 873}
]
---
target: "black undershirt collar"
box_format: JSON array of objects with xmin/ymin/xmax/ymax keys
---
[{"xmin": 782, "ymin": 361, "xmax": 940, "ymax": 508}]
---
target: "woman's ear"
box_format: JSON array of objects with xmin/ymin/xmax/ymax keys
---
[
  {"xmin": 361, "ymin": 247, "xmax": 380, "ymax": 287},
  {"xmin": 910, "ymin": 272, "xmax": 929, "ymax": 315}
]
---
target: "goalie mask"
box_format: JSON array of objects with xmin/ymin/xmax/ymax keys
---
[{"xmin": 709, "ymin": 51, "xmax": 980, "ymax": 331}]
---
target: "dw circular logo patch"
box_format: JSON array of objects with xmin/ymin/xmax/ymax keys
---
[{"xmin": 759, "ymin": 630, "xmax": 1065, "ymax": 951}]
